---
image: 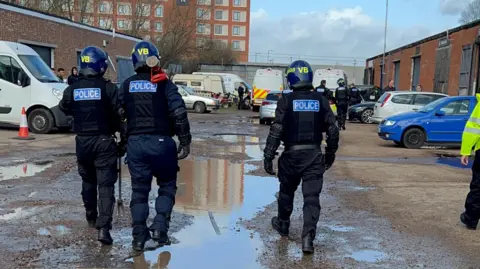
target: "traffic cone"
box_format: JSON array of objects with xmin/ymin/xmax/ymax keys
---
[{"xmin": 13, "ymin": 107, "xmax": 34, "ymax": 140}]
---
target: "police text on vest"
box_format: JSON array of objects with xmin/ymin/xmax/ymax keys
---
[
  {"xmin": 74, "ymin": 88, "xmax": 101, "ymax": 101},
  {"xmin": 129, "ymin": 80, "xmax": 158, "ymax": 93},
  {"xmin": 293, "ymin": 100, "xmax": 320, "ymax": 112}
]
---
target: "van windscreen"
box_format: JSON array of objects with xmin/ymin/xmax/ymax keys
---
[
  {"xmin": 18, "ymin": 55, "xmax": 60, "ymax": 83},
  {"xmin": 253, "ymin": 76, "xmax": 283, "ymax": 91}
]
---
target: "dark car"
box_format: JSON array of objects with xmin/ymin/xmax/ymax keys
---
[{"xmin": 348, "ymin": 102, "xmax": 375, "ymax": 124}]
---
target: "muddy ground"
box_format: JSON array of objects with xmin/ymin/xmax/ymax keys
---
[{"xmin": 0, "ymin": 109, "xmax": 478, "ymax": 268}]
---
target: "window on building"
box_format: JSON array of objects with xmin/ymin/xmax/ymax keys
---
[
  {"xmin": 118, "ymin": 19, "xmax": 125, "ymax": 29},
  {"xmin": 155, "ymin": 6, "xmax": 163, "ymax": 17},
  {"xmin": 0, "ymin": 56, "xmax": 23, "ymax": 85},
  {"xmin": 197, "ymin": 8, "xmax": 206, "ymax": 18},
  {"xmin": 155, "ymin": 22, "xmax": 163, "ymax": 32},
  {"xmin": 77, "ymin": 51, "xmax": 81, "ymax": 68},
  {"xmin": 99, "ymin": 2, "xmax": 107, "ymax": 12},
  {"xmin": 233, "ymin": 0, "xmax": 241, "ymax": 6},
  {"xmin": 81, "ymin": 17, "xmax": 91, "ymax": 25},
  {"xmin": 233, "ymin": 11, "xmax": 240, "ymax": 21},
  {"xmin": 197, "ymin": 0, "xmax": 206, "ymax": 4},
  {"xmin": 99, "ymin": 18, "xmax": 107, "ymax": 28},
  {"xmin": 214, "ymin": 25, "xmax": 223, "ymax": 35},
  {"xmin": 118, "ymin": 4, "xmax": 126, "ymax": 14},
  {"xmin": 197, "ymin": 24, "xmax": 205, "ymax": 33},
  {"xmin": 215, "ymin": 10, "xmax": 223, "ymax": 20},
  {"xmin": 232, "ymin": 41, "xmax": 240, "ymax": 50},
  {"xmin": 215, "ymin": 0, "xmax": 223, "ymax": 4},
  {"xmin": 232, "ymin": 26, "xmax": 240, "ymax": 35}
]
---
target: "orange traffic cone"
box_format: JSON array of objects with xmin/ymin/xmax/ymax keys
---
[{"xmin": 13, "ymin": 107, "xmax": 34, "ymax": 140}]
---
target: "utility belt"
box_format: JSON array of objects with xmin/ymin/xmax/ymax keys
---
[{"xmin": 284, "ymin": 143, "xmax": 321, "ymax": 152}]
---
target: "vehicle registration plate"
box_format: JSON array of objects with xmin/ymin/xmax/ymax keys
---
[{"xmin": 370, "ymin": 95, "xmax": 375, "ymax": 100}]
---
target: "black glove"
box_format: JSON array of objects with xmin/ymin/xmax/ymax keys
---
[
  {"xmin": 117, "ymin": 140, "xmax": 127, "ymax": 157},
  {"xmin": 264, "ymin": 158, "xmax": 275, "ymax": 175},
  {"xmin": 325, "ymin": 153, "xmax": 335, "ymax": 170},
  {"xmin": 177, "ymin": 144, "xmax": 190, "ymax": 160}
]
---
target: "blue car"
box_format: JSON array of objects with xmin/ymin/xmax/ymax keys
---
[{"xmin": 377, "ymin": 96, "xmax": 477, "ymax": 149}]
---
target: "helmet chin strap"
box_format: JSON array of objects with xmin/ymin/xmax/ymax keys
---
[{"xmin": 146, "ymin": 56, "xmax": 168, "ymax": 83}]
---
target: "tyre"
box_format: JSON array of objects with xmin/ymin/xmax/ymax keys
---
[
  {"xmin": 402, "ymin": 128, "xmax": 425, "ymax": 149},
  {"xmin": 360, "ymin": 108, "xmax": 374, "ymax": 124},
  {"xmin": 28, "ymin": 108, "xmax": 54, "ymax": 134},
  {"xmin": 194, "ymin": 102, "xmax": 206, "ymax": 113}
]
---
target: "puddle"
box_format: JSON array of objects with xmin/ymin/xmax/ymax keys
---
[
  {"xmin": 244, "ymin": 163, "xmax": 257, "ymax": 173},
  {"xmin": 349, "ymin": 250, "xmax": 386, "ymax": 262},
  {"xmin": 0, "ymin": 206, "xmax": 49, "ymax": 220},
  {"xmin": 38, "ymin": 225, "xmax": 70, "ymax": 236},
  {"xmin": 325, "ymin": 224, "xmax": 356, "ymax": 232},
  {"xmin": 126, "ymin": 158, "xmax": 277, "ymax": 269},
  {"xmin": 350, "ymin": 186, "xmax": 375, "ymax": 191},
  {"xmin": 436, "ymin": 157, "xmax": 472, "ymax": 169},
  {"xmin": 0, "ymin": 161, "xmax": 53, "ymax": 181},
  {"xmin": 214, "ymin": 135, "xmax": 264, "ymax": 160}
]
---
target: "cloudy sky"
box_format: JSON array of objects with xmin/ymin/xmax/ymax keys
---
[{"xmin": 248, "ymin": 0, "xmax": 472, "ymax": 65}]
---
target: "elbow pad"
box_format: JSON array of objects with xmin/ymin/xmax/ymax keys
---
[
  {"xmin": 172, "ymin": 107, "xmax": 192, "ymax": 145},
  {"xmin": 325, "ymin": 123, "xmax": 339, "ymax": 154},
  {"xmin": 264, "ymin": 122, "xmax": 283, "ymax": 160}
]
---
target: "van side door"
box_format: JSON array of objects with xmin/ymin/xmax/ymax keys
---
[{"xmin": 0, "ymin": 55, "xmax": 31, "ymax": 124}]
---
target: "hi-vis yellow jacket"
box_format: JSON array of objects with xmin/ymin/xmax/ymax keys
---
[{"xmin": 461, "ymin": 94, "xmax": 480, "ymax": 156}]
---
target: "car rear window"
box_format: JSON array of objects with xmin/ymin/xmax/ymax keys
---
[
  {"xmin": 413, "ymin": 94, "xmax": 446, "ymax": 106},
  {"xmin": 266, "ymin": 93, "xmax": 281, "ymax": 101},
  {"xmin": 391, "ymin": 94, "xmax": 414, "ymax": 104}
]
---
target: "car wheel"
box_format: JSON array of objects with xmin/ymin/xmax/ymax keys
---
[
  {"xmin": 27, "ymin": 108, "xmax": 54, "ymax": 134},
  {"xmin": 194, "ymin": 102, "xmax": 206, "ymax": 113},
  {"xmin": 360, "ymin": 108, "xmax": 374, "ymax": 124},
  {"xmin": 259, "ymin": 119, "xmax": 266, "ymax": 124},
  {"xmin": 402, "ymin": 128, "xmax": 425, "ymax": 149}
]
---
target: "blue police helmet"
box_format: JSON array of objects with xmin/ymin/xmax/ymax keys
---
[
  {"xmin": 285, "ymin": 60, "xmax": 313, "ymax": 90},
  {"xmin": 337, "ymin": 78, "xmax": 345, "ymax": 86},
  {"xmin": 132, "ymin": 41, "xmax": 160, "ymax": 71},
  {"xmin": 79, "ymin": 46, "xmax": 108, "ymax": 76}
]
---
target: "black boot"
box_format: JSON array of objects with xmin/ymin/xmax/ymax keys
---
[
  {"xmin": 132, "ymin": 230, "xmax": 151, "ymax": 251},
  {"xmin": 98, "ymin": 228, "xmax": 113, "ymax": 245},
  {"xmin": 301, "ymin": 232, "xmax": 315, "ymax": 254},
  {"xmin": 460, "ymin": 212, "xmax": 478, "ymax": 230},
  {"xmin": 86, "ymin": 211, "xmax": 97, "ymax": 228},
  {"xmin": 271, "ymin": 217, "xmax": 289, "ymax": 236},
  {"xmin": 152, "ymin": 230, "xmax": 171, "ymax": 246}
]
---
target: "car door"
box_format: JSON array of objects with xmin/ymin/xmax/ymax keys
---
[
  {"xmin": 389, "ymin": 94, "xmax": 414, "ymax": 116},
  {"xmin": 411, "ymin": 94, "xmax": 445, "ymax": 111},
  {"xmin": 428, "ymin": 99, "xmax": 470, "ymax": 142},
  {"xmin": 0, "ymin": 55, "xmax": 31, "ymax": 124},
  {"xmin": 178, "ymin": 87, "xmax": 193, "ymax": 109}
]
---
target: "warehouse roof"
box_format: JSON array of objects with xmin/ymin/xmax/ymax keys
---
[{"xmin": 366, "ymin": 19, "xmax": 480, "ymax": 61}]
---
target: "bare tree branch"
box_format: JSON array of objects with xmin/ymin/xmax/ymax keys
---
[{"xmin": 459, "ymin": 0, "xmax": 480, "ymax": 24}]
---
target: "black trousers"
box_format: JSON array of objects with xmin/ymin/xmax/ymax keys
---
[
  {"xmin": 336, "ymin": 102, "xmax": 348, "ymax": 127},
  {"xmin": 76, "ymin": 135, "xmax": 118, "ymax": 229},
  {"xmin": 465, "ymin": 150, "xmax": 480, "ymax": 223},
  {"xmin": 277, "ymin": 149, "xmax": 325, "ymax": 237},
  {"xmin": 237, "ymin": 94, "xmax": 244, "ymax": 109}
]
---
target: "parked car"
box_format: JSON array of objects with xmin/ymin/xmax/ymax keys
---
[
  {"xmin": 259, "ymin": 90, "xmax": 282, "ymax": 124},
  {"xmin": 371, "ymin": 91, "xmax": 448, "ymax": 123},
  {"xmin": 348, "ymin": 102, "xmax": 376, "ymax": 123},
  {"xmin": 377, "ymin": 96, "xmax": 476, "ymax": 149},
  {"xmin": 177, "ymin": 85, "xmax": 220, "ymax": 113}
]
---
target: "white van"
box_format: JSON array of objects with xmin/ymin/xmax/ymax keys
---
[
  {"xmin": 192, "ymin": 72, "xmax": 249, "ymax": 95},
  {"xmin": 252, "ymin": 68, "xmax": 284, "ymax": 111},
  {"xmin": 312, "ymin": 68, "xmax": 348, "ymax": 89},
  {"xmin": 0, "ymin": 41, "xmax": 71, "ymax": 134},
  {"xmin": 172, "ymin": 74, "xmax": 226, "ymax": 97}
]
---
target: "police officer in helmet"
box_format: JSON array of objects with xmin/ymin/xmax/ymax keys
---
[
  {"xmin": 59, "ymin": 46, "xmax": 122, "ymax": 245},
  {"xmin": 264, "ymin": 60, "xmax": 339, "ymax": 254},
  {"xmin": 335, "ymin": 78, "xmax": 349, "ymax": 130},
  {"xmin": 118, "ymin": 41, "xmax": 192, "ymax": 251}
]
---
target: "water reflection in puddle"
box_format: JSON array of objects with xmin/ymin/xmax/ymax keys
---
[
  {"xmin": 349, "ymin": 250, "xmax": 386, "ymax": 262},
  {"xmin": 0, "ymin": 161, "xmax": 53, "ymax": 181},
  {"xmin": 126, "ymin": 158, "xmax": 277, "ymax": 269},
  {"xmin": 38, "ymin": 225, "xmax": 70, "ymax": 236}
]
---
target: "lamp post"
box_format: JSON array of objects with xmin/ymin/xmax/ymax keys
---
[
  {"xmin": 381, "ymin": 0, "xmax": 388, "ymax": 88},
  {"xmin": 267, "ymin": 50, "xmax": 274, "ymax": 63}
]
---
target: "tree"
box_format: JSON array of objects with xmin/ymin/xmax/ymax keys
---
[{"xmin": 459, "ymin": 0, "xmax": 480, "ymax": 24}]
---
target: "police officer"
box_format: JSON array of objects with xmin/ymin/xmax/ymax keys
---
[
  {"xmin": 335, "ymin": 78, "xmax": 349, "ymax": 130},
  {"xmin": 315, "ymin": 79, "xmax": 333, "ymax": 101},
  {"xmin": 118, "ymin": 41, "xmax": 192, "ymax": 251},
  {"xmin": 59, "ymin": 46, "xmax": 121, "ymax": 245},
  {"xmin": 264, "ymin": 60, "xmax": 339, "ymax": 254},
  {"xmin": 348, "ymin": 83, "xmax": 361, "ymax": 106}
]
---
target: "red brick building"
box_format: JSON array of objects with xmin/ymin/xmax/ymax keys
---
[
  {"xmin": 0, "ymin": 1, "xmax": 141, "ymax": 82},
  {"xmin": 13, "ymin": 0, "xmax": 251, "ymax": 62},
  {"xmin": 365, "ymin": 21, "xmax": 480, "ymax": 96}
]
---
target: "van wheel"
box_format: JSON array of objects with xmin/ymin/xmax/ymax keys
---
[
  {"xmin": 194, "ymin": 102, "xmax": 206, "ymax": 113},
  {"xmin": 28, "ymin": 108, "xmax": 54, "ymax": 134},
  {"xmin": 402, "ymin": 128, "xmax": 425, "ymax": 149}
]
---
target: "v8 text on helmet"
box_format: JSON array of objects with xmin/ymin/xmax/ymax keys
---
[
  {"xmin": 79, "ymin": 46, "xmax": 109, "ymax": 76},
  {"xmin": 285, "ymin": 60, "xmax": 314, "ymax": 90}
]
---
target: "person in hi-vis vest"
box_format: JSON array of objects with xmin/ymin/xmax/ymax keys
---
[{"xmin": 460, "ymin": 94, "xmax": 480, "ymax": 230}]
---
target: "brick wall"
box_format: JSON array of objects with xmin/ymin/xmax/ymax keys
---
[
  {"xmin": 368, "ymin": 26, "xmax": 480, "ymax": 96},
  {"xmin": 0, "ymin": 7, "xmax": 140, "ymax": 81}
]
